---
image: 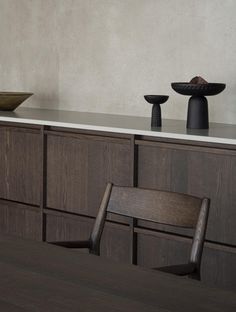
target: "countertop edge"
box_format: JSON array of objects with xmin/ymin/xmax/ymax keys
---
[{"xmin": 1, "ymin": 115, "xmax": 236, "ymax": 146}]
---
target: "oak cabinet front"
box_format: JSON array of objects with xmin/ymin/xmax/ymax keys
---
[
  {"xmin": 137, "ymin": 141, "xmax": 236, "ymax": 246},
  {"xmin": 46, "ymin": 212, "xmax": 130, "ymax": 264},
  {"xmin": 0, "ymin": 126, "xmax": 41, "ymax": 206},
  {"xmin": 137, "ymin": 232, "xmax": 236, "ymax": 290},
  {"xmin": 0, "ymin": 121, "xmax": 235, "ymax": 290},
  {"xmin": 0, "ymin": 201, "xmax": 41, "ymax": 240},
  {"xmin": 46, "ymin": 132, "xmax": 132, "ymax": 217}
]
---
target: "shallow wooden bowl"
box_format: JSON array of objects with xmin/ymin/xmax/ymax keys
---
[{"xmin": 0, "ymin": 92, "xmax": 33, "ymax": 111}]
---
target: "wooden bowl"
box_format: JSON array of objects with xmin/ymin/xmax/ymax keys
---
[{"xmin": 0, "ymin": 92, "xmax": 33, "ymax": 111}]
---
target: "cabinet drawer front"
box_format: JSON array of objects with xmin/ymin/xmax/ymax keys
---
[
  {"xmin": 0, "ymin": 201, "xmax": 41, "ymax": 240},
  {"xmin": 0, "ymin": 127, "xmax": 41, "ymax": 205},
  {"xmin": 46, "ymin": 212, "xmax": 130, "ymax": 264},
  {"xmin": 47, "ymin": 134, "xmax": 132, "ymax": 216},
  {"xmin": 138, "ymin": 233, "xmax": 236, "ymax": 290},
  {"xmin": 138, "ymin": 144, "xmax": 236, "ymax": 246}
]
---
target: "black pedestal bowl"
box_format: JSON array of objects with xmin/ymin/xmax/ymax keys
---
[
  {"xmin": 144, "ymin": 95, "xmax": 169, "ymax": 127},
  {"xmin": 171, "ymin": 83, "xmax": 226, "ymax": 129}
]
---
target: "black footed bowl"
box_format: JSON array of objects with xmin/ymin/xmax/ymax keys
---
[
  {"xmin": 171, "ymin": 83, "xmax": 226, "ymax": 97},
  {"xmin": 144, "ymin": 95, "xmax": 169, "ymax": 104}
]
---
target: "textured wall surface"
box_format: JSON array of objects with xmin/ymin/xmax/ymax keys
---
[{"xmin": 0, "ymin": 0, "xmax": 236, "ymax": 124}]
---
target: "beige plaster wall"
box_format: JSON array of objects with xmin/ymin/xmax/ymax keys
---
[{"xmin": 0, "ymin": 0, "xmax": 236, "ymax": 124}]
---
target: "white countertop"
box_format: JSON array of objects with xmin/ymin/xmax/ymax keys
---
[{"xmin": 0, "ymin": 107, "xmax": 236, "ymax": 145}]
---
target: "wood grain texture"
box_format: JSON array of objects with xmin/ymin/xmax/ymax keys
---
[
  {"xmin": 108, "ymin": 186, "xmax": 202, "ymax": 227},
  {"xmin": 0, "ymin": 299, "xmax": 27, "ymax": 312},
  {"xmin": 0, "ymin": 201, "xmax": 41, "ymax": 240},
  {"xmin": 0, "ymin": 122, "xmax": 235, "ymax": 290},
  {"xmin": 46, "ymin": 133, "xmax": 132, "ymax": 216},
  {"xmin": 45, "ymin": 211, "xmax": 130, "ymax": 264},
  {"xmin": 201, "ymin": 246, "xmax": 236, "ymax": 290},
  {"xmin": 137, "ymin": 143, "xmax": 236, "ymax": 246},
  {"xmin": 0, "ymin": 262, "xmax": 160, "ymax": 312},
  {"xmin": 0, "ymin": 127, "xmax": 41, "ymax": 205},
  {"xmin": 0, "ymin": 233, "xmax": 235, "ymax": 312},
  {"xmin": 137, "ymin": 233, "xmax": 190, "ymax": 268},
  {"xmin": 46, "ymin": 212, "xmax": 93, "ymax": 243},
  {"xmin": 138, "ymin": 233, "xmax": 236, "ymax": 290}
]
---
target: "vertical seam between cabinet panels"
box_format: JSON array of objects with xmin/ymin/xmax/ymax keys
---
[
  {"xmin": 40, "ymin": 125, "xmax": 47, "ymax": 241},
  {"xmin": 130, "ymin": 135, "xmax": 138, "ymax": 265}
]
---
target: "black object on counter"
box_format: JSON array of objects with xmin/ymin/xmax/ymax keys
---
[
  {"xmin": 171, "ymin": 82, "xmax": 226, "ymax": 129},
  {"xmin": 144, "ymin": 95, "xmax": 169, "ymax": 127}
]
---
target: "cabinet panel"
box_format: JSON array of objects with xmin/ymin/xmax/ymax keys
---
[
  {"xmin": 46, "ymin": 213, "xmax": 93, "ymax": 243},
  {"xmin": 137, "ymin": 233, "xmax": 190, "ymax": 268},
  {"xmin": 137, "ymin": 233, "xmax": 236, "ymax": 290},
  {"xmin": 201, "ymin": 247, "xmax": 236, "ymax": 290},
  {"xmin": 138, "ymin": 144, "xmax": 236, "ymax": 246},
  {"xmin": 0, "ymin": 201, "xmax": 41, "ymax": 240},
  {"xmin": 0, "ymin": 127, "xmax": 41, "ymax": 205},
  {"xmin": 46, "ymin": 212, "xmax": 130, "ymax": 264},
  {"xmin": 100, "ymin": 222, "xmax": 130, "ymax": 264},
  {"xmin": 47, "ymin": 134, "xmax": 132, "ymax": 216}
]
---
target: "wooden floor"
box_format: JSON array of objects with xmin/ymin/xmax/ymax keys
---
[{"xmin": 0, "ymin": 233, "xmax": 235, "ymax": 312}]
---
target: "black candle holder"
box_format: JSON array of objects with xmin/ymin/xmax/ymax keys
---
[
  {"xmin": 144, "ymin": 95, "xmax": 169, "ymax": 127},
  {"xmin": 171, "ymin": 82, "xmax": 226, "ymax": 129}
]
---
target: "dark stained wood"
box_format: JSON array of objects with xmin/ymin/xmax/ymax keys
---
[
  {"xmin": 47, "ymin": 126, "xmax": 131, "ymax": 139},
  {"xmin": 0, "ymin": 233, "xmax": 235, "ymax": 312},
  {"xmin": 46, "ymin": 133, "xmax": 132, "ymax": 216},
  {"xmin": 100, "ymin": 221, "xmax": 130, "ymax": 264},
  {"xmin": 137, "ymin": 143, "xmax": 236, "ymax": 246},
  {"xmin": 129, "ymin": 217, "xmax": 138, "ymax": 265},
  {"xmin": 0, "ymin": 128, "xmax": 7, "ymax": 195},
  {"xmin": 138, "ymin": 134, "xmax": 236, "ymax": 151},
  {"xmin": 108, "ymin": 185, "xmax": 209, "ymax": 279},
  {"xmin": 134, "ymin": 226, "xmax": 236, "ymax": 254},
  {"xmin": 129, "ymin": 135, "xmax": 138, "ymax": 264},
  {"xmin": 45, "ymin": 129, "xmax": 130, "ymax": 144},
  {"xmin": 136, "ymin": 139, "xmax": 236, "ymax": 156},
  {"xmin": 0, "ymin": 121, "xmax": 236, "ymax": 289},
  {"xmin": 40, "ymin": 125, "xmax": 48, "ymax": 241},
  {"xmin": 90, "ymin": 182, "xmax": 113, "ymax": 254},
  {"xmin": 0, "ymin": 201, "xmax": 41, "ymax": 240},
  {"xmin": 0, "ymin": 120, "xmax": 41, "ymax": 130},
  {"xmin": 46, "ymin": 208, "xmax": 130, "ymax": 264},
  {"xmin": 108, "ymin": 186, "xmax": 204, "ymax": 228},
  {"xmin": 46, "ymin": 211, "xmax": 93, "ymax": 243},
  {"xmin": 55, "ymin": 183, "xmax": 209, "ymax": 279},
  {"xmin": 0, "ymin": 126, "xmax": 41, "ymax": 205},
  {"xmin": 138, "ymin": 233, "xmax": 236, "ymax": 290},
  {"xmin": 201, "ymin": 245, "xmax": 236, "ymax": 290},
  {"xmin": 0, "ymin": 262, "xmax": 160, "ymax": 312}
]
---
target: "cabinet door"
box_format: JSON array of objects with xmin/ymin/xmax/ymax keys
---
[
  {"xmin": 46, "ymin": 212, "xmax": 130, "ymax": 264},
  {"xmin": 137, "ymin": 233, "xmax": 236, "ymax": 290},
  {"xmin": 46, "ymin": 212, "xmax": 93, "ymax": 243},
  {"xmin": 0, "ymin": 201, "xmax": 41, "ymax": 240},
  {"xmin": 47, "ymin": 133, "xmax": 132, "ymax": 217},
  {"xmin": 137, "ymin": 142, "xmax": 236, "ymax": 246},
  {"xmin": 0, "ymin": 127, "xmax": 41, "ymax": 205}
]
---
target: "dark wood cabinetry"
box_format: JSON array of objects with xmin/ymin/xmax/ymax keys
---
[
  {"xmin": 45, "ymin": 211, "xmax": 130, "ymax": 264},
  {"xmin": 0, "ymin": 200, "xmax": 41, "ymax": 240},
  {"xmin": 136, "ymin": 139, "xmax": 236, "ymax": 289},
  {"xmin": 0, "ymin": 125, "xmax": 41, "ymax": 205},
  {"xmin": 137, "ymin": 140, "xmax": 236, "ymax": 246},
  {"xmin": 137, "ymin": 230, "xmax": 236, "ymax": 289},
  {"xmin": 0, "ymin": 122, "xmax": 235, "ymax": 290},
  {"xmin": 47, "ymin": 132, "xmax": 132, "ymax": 216}
]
